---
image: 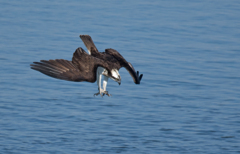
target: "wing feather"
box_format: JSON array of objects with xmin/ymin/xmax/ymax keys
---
[
  {"xmin": 79, "ymin": 35, "xmax": 98, "ymax": 54},
  {"xmin": 31, "ymin": 59, "xmax": 86, "ymax": 82},
  {"xmin": 31, "ymin": 47, "xmax": 110, "ymax": 83},
  {"xmin": 105, "ymin": 48, "xmax": 143, "ymax": 84}
]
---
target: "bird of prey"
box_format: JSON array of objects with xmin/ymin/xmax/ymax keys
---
[{"xmin": 30, "ymin": 35, "xmax": 143, "ymax": 97}]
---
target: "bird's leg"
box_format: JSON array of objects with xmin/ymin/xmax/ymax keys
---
[
  {"xmin": 102, "ymin": 76, "xmax": 111, "ymax": 97},
  {"xmin": 94, "ymin": 70, "xmax": 104, "ymax": 97}
]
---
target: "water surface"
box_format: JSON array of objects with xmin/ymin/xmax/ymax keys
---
[{"xmin": 0, "ymin": 0, "xmax": 240, "ymax": 153}]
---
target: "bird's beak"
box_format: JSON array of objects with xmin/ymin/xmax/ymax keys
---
[{"xmin": 118, "ymin": 76, "xmax": 121, "ymax": 85}]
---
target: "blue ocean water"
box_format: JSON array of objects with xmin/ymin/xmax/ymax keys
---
[{"xmin": 0, "ymin": 0, "xmax": 240, "ymax": 153}]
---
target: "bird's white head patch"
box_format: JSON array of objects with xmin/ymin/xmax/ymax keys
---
[
  {"xmin": 111, "ymin": 69, "xmax": 120, "ymax": 78},
  {"xmin": 110, "ymin": 69, "xmax": 121, "ymax": 85}
]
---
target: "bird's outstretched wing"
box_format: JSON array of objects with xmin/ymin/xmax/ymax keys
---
[
  {"xmin": 80, "ymin": 35, "xmax": 98, "ymax": 54},
  {"xmin": 105, "ymin": 48, "xmax": 143, "ymax": 84},
  {"xmin": 30, "ymin": 59, "xmax": 87, "ymax": 82},
  {"xmin": 31, "ymin": 48, "xmax": 108, "ymax": 83}
]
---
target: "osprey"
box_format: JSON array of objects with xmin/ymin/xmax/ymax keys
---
[{"xmin": 30, "ymin": 35, "xmax": 143, "ymax": 96}]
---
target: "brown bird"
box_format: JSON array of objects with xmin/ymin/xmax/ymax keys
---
[{"xmin": 31, "ymin": 35, "xmax": 143, "ymax": 97}]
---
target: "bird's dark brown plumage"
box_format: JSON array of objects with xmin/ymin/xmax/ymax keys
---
[
  {"xmin": 31, "ymin": 35, "xmax": 143, "ymax": 87},
  {"xmin": 31, "ymin": 47, "xmax": 110, "ymax": 83},
  {"xmin": 80, "ymin": 35, "xmax": 143, "ymax": 84}
]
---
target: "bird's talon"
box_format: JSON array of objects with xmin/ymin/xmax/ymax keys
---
[
  {"xmin": 94, "ymin": 92, "xmax": 100, "ymax": 96},
  {"xmin": 94, "ymin": 91, "xmax": 111, "ymax": 97},
  {"xmin": 104, "ymin": 91, "xmax": 111, "ymax": 97}
]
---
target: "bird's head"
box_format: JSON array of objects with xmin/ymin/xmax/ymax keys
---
[
  {"xmin": 104, "ymin": 69, "xmax": 121, "ymax": 85},
  {"xmin": 111, "ymin": 69, "xmax": 121, "ymax": 85},
  {"xmin": 102, "ymin": 68, "xmax": 121, "ymax": 85}
]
